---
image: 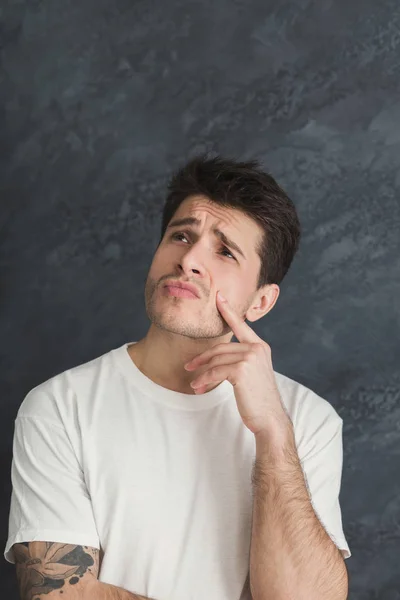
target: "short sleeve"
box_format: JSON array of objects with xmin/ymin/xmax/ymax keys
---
[
  {"xmin": 299, "ymin": 416, "xmax": 351, "ymax": 560},
  {"xmin": 4, "ymin": 415, "xmax": 100, "ymax": 563}
]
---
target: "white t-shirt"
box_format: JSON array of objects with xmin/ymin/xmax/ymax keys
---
[{"xmin": 5, "ymin": 341, "xmax": 351, "ymax": 600}]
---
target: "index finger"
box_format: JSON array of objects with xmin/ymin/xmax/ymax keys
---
[{"xmin": 216, "ymin": 291, "xmax": 260, "ymax": 344}]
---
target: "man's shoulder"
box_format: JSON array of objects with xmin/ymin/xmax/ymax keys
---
[
  {"xmin": 16, "ymin": 346, "xmax": 116, "ymax": 422},
  {"xmin": 273, "ymin": 370, "xmax": 343, "ymax": 428}
]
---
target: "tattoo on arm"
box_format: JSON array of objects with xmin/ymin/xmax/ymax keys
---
[{"xmin": 13, "ymin": 542, "xmax": 100, "ymax": 600}]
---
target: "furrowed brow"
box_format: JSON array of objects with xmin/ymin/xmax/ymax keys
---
[{"xmin": 166, "ymin": 217, "xmax": 246, "ymax": 259}]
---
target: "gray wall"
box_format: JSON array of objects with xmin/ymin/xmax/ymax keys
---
[{"xmin": 1, "ymin": 1, "xmax": 400, "ymax": 597}]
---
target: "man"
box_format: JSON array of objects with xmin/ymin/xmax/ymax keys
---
[{"xmin": 5, "ymin": 154, "xmax": 350, "ymax": 600}]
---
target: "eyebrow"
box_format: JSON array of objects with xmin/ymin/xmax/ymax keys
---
[{"xmin": 166, "ymin": 216, "xmax": 246, "ymax": 260}]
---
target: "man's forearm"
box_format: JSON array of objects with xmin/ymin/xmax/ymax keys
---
[
  {"xmin": 249, "ymin": 421, "xmax": 348, "ymax": 600},
  {"xmin": 85, "ymin": 578, "xmax": 156, "ymax": 600}
]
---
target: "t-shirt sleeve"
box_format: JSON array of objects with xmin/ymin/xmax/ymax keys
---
[
  {"xmin": 4, "ymin": 414, "xmax": 100, "ymax": 564},
  {"xmin": 299, "ymin": 415, "xmax": 351, "ymax": 560}
]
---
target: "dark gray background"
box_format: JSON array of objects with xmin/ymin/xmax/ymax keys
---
[{"xmin": 1, "ymin": 0, "xmax": 400, "ymax": 598}]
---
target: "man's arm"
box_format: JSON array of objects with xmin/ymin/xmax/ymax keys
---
[
  {"xmin": 249, "ymin": 424, "xmax": 348, "ymax": 600},
  {"xmin": 86, "ymin": 578, "xmax": 155, "ymax": 600},
  {"xmin": 12, "ymin": 541, "xmax": 156, "ymax": 600}
]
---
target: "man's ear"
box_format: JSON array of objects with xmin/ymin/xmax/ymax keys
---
[{"xmin": 246, "ymin": 284, "xmax": 280, "ymax": 323}]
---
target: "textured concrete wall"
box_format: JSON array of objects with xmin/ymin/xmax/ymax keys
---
[{"xmin": 1, "ymin": 1, "xmax": 400, "ymax": 597}]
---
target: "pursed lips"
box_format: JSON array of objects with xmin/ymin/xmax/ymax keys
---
[{"xmin": 163, "ymin": 280, "xmax": 200, "ymax": 298}]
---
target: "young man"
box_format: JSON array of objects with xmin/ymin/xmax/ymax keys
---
[{"xmin": 5, "ymin": 154, "xmax": 350, "ymax": 600}]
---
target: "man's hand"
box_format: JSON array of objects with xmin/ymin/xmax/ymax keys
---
[{"xmin": 184, "ymin": 290, "xmax": 292, "ymax": 438}]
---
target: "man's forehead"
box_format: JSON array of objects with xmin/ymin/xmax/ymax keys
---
[{"xmin": 177, "ymin": 197, "xmax": 250, "ymax": 227}]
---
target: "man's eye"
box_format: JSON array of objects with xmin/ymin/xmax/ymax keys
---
[{"xmin": 171, "ymin": 232, "xmax": 236, "ymax": 260}]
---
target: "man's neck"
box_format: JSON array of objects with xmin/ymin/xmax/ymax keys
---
[
  {"xmin": 126, "ymin": 327, "xmax": 233, "ymax": 395},
  {"xmin": 127, "ymin": 338, "xmax": 198, "ymax": 394}
]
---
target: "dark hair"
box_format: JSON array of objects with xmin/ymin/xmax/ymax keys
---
[{"xmin": 159, "ymin": 152, "xmax": 301, "ymax": 288}]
